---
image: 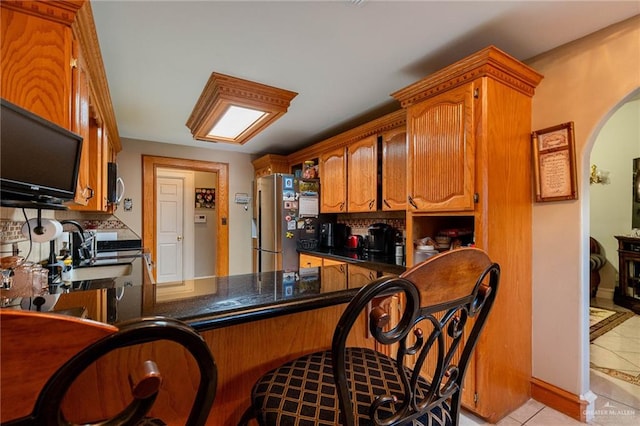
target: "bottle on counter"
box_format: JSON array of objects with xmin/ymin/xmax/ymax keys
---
[
  {"xmin": 394, "ymin": 231, "xmax": 405, "ymax": 265},
  {"xmin": 61, "ymin": 258, "xmax": 73, "ymax": 282}
]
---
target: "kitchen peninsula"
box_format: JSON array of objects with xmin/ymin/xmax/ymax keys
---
[{"xmin": 11, "ymin": 255, "xmax": 402, "ymax": 425}]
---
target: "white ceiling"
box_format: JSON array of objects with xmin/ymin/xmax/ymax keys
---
[{"xmin": 91, "ymin": 1, "xmax": 639, "ymax": 156}]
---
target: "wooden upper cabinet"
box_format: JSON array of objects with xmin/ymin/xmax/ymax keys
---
[
  {"xmin": 406, "ymin": 82, "xmax": 475, "ymax": 212},
  {"xmin": 347, "ymin": 135, "xmax": 377, "ymax": 212},
  {"xmin": 0, "ymin": 3, "xmax": 78, "ymax": 127},
  {"xmin": 319, "ymin": 146, "xmax": 347, "ymax": 213},
  {"xmin": 252, "ymin": 154, "xmax": 289, "ymax": 179},
  {"xmin": 1, "ymin": 0, "xmax": 121, "ymax": 212},
  {"xmin": 381, "ymin": 126, "xmax": 407, "ymax": 211},
  {"xmin": 72, "ymin": 111, "xmax": 115, "ymax": 212}
]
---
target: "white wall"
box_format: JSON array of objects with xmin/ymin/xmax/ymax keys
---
[
  {"xmin": 590, "ymin": 98, "xmax": 640, "ymax": 293},
  {"xmin": 526, "ymin": 15, "xmax": 639, "ymax": 406},
  {"xmin": 114, "ymin": 137, "xmax": 255, "ymax": 275}
]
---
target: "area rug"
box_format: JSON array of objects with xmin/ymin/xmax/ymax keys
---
[
  {"xmin": 590, "ymin": 365, "xmax": 640, "ymax": 386},
  {"xmin": 589, "ymin": 307, "xmax": 635, "ymax": 342}
]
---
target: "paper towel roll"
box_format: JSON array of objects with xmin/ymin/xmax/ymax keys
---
[{"xmin": 21, "ymin": 219, "xmax": 63, "ymax": 243}]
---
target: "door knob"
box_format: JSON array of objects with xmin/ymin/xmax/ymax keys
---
[{"xmin": 177, "ymin": 235, "xmax": 183, "ymax": 241}]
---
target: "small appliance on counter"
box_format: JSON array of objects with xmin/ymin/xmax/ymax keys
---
[
  {"xmin": 92, "ymin": 230, "xmax": 143, "ymax": 266},
  {"xmin": 319, "ymin": 223, "xmax": 349, "ymax": 249},
  {"xmin": 364, "ymin": 223, "xmax": 396, "ymax": 255},
  {"xmin": 345, "ymin": 234, "xmax": 364, "ymax": 250}
]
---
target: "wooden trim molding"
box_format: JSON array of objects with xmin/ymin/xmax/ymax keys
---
[
  {"xmin": 72, "ymin": 1, "xmax": 121, "ymax": 152},
  {"xmin": 0, "ymin": 0, "xmax": 84, "ymax": 25},
  {"xmin": 142, "ymin": 155, "xmax": 229, "ymax": 279},
  {"xmin": 391, "ymin": 45, "xmax": 544, "ymax": 107},
  {"xmin": 186, "ymin": 72, "xmax": 297, "ymax": 145},
  {"xmin": 287, "ymin": 109, "xmax": 406, "ymax": 165},
  {"xmin": 531, "ymin": 377, "xmax": 589, "ymax": 422},
  {"xmin": 251, "ymin": 154, "xmax": 289, "ymax": 173}
]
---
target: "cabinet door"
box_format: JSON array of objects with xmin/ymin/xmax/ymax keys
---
[
  {"xmin": 347, "ymin": 264, "xmax": 377, "ymax": 289},
  {"xmin": 71, "ymin": 40, "xmax": 93, "ymax": 206},
  {"xmin": 299, "ymin": 254, "xmax": 323, "ymax": 268},
  {"xmin": 72, "ymin": 115, "xmax": 115, "ymax": 212},
  {"xmin": 319, "ymin": 146, "xmax": 347, "ymax": 213},
  {"xmin": 104, "ymin": 132, "xmax": 117, "ymax": 214},
  {"xmin": 347, "ymin": 136, "xmax": 378, "ymax": 212},
  {"xmin": 407, "ymin": 83, "xmax": 475, "ymax": 211},
  {"xmin": 381, "ymin": 126, "xmax": 407, "ymax": 210},
  {"xmin": 321, "ymin": 259, "xmax": 347, "ymax": 292},
  {"xmin": 0, "ymin": 7, "xmax": 73, "ymax": 127}
]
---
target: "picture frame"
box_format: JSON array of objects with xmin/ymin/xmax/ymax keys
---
[
  {"xmin": 195, "ymin": 187, "xmax": 215, "ymax": 209},
  {"xmin": 531, "ymin": 122, "xmax": 578, "ymax": 202}
]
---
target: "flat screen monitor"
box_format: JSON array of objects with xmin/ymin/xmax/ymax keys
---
[{"xmin": 1, "ymin": 98, "xmax": 83, "ymax": 209}]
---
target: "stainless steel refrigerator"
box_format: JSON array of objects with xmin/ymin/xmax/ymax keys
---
[{"xmin": 253, "ymin": 174, "xmax": 302, "ymax": 273}]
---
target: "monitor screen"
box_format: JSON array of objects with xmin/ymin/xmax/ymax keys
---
[{"xmin": 1, "ymin": 98, "xmax": 83, "ymax": 207}]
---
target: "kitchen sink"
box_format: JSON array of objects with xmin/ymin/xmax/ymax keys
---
[{"xmin": 68, "ymin": 263, "xmax": 133, "ymax": 281}]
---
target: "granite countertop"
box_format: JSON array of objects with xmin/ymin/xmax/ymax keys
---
[
  {"xmin": 13, "ymin": 255, "xmax": 404, "ymax": 332},
  {"xmin": 298, "ymin": 247, "xmax": 406, "ymax": 274}
]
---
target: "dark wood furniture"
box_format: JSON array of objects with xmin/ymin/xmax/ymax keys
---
[
  {"xmin": 239, "ymin": 248, "xmax": 500, "ymax": 426},
  {"xmin": 1, "ymin": 311, "xmax": 217, "ymax": 425},
  {"xmin": 590, "ymin": 237, "xmax": 606, "ymax": 298},
  {"xmin": 614, "ymin": 235, "xmax": 640, "ymax": 314}
]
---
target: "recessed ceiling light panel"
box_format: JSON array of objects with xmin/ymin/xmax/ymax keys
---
[{"xmin": 186, "ymin": 72, "xmax": 297, "ymax": 145}]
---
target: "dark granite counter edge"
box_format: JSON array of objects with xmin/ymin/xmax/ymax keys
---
[
  {"xmin": 186, "ymin": 289, "xmax": 358, "ymax": 332},
  {"xmin": 297, "ymin": 249, "xmax": 406, "ymax": 275}
]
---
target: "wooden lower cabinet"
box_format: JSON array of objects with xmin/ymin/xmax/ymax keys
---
[
  {"xmin": 299, "ymin": 253, "xmax": 323, "ymax": 268},
  {"xmin": 347, "ymin": 264, "xmax": 377, "ymax": 288}
]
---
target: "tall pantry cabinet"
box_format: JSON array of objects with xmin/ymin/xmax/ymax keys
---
[{"xmin": 392, "ymin": 46, "xmax": 543, "ymax": 422}]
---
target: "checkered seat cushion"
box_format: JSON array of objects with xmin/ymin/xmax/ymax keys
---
[{"xmin": 251, "ymin": 347, "xmax": 452, "ymax": 426}]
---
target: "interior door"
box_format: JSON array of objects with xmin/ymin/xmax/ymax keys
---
[{"xmin": 156, "ymin": 176, "xmax": 184, "ymax": 283}]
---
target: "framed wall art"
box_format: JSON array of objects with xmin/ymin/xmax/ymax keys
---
[
  {"xmin": 195, "ymin": 188, "xmax": 215, "ymax": 208},
  {"xmin": 532, "ymin": 122, "xmax": 578, "ymax": 202}
]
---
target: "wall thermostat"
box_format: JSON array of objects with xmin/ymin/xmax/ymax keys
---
[{"xmin": 195, "ymin": 214, "xmax": 207, "ymax": 223}]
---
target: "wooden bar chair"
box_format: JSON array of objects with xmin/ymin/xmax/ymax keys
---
[
  {"xmin": 239, "ymin": 247, "xmax": 500, "ymax": 426},
  {"xmin": 1, "ymin": 311, "xmax": 217, "ymax": 426}
]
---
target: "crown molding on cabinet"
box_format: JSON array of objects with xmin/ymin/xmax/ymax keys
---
[
  {"xmin": 287, "ymin": 109, "xmax": 406, "ymax": 165},
  {"xmin": 391, "ymin": 45, "xmax": 544, "ymax": 108}
]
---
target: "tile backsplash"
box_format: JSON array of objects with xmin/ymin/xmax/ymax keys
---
[
  {"xmin": 0, "ymin": 210, "xmax": 133, "ymax": 263},
  {"xmin": 1, "ymin": 219, "xmax": 25, "ymax": 244}
]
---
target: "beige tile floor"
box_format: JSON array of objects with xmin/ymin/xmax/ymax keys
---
[{"xmin": 458, "ymin": 301, "xmax": 640, "ymax": 425}]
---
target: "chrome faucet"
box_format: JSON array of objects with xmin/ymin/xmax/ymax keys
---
[{"xmin": 59, "ymin": 220, "xmax": 92, "ymax": 266}]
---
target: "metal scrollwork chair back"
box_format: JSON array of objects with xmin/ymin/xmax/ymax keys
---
[{"xmin": 241, "ymin": 247, "xmax": 500, "ymax": 426}]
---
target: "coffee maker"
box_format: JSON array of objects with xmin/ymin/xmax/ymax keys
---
[{"xmin": 364, "ymin": 223, "xmax": 395, "ymax": 255}]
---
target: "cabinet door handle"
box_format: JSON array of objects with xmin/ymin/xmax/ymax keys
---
[
  {"xmin": 383, "ymin": 199, "xmax": 391, "ymax": 208},
  {"xmin": 340, "ymin": 202, "xmax": 345, "ymax": 211},
  {"xmin": 83, "ymin": 186, "xmax": 94, "ymax": 201},
  {"xmin": 408, "ymin": 196, "xmax": 417, "ymax": 209},
  {"xmin": 368, "ymin": 199, "xmax": 375, "ymax": 210}
]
